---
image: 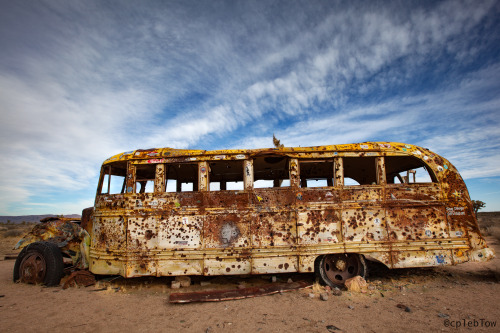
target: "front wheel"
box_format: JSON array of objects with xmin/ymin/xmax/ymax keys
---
[
  {"xmin": 316, "ymin": 253, "xmax": 367, "ymax": 287},
  {"xmin": 13, "ymin": 241, "xmax": 64, "ymax": 286}
]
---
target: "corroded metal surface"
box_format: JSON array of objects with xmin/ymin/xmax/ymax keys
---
[
  {"xmin": 321, "ymin": 254, "xmax": 364, "ymax": 286},
  {"xmin": 15, "ymin": 218, "xmax": 90, "ymax": 269},
  {"xmin": 169, "ymin": 281, "xmax": 310, "ymax": 303},
  {"xmin": 86, "ymin": 142, "xmax": 494, "ymax": 278},
  {"xmin": 62, "ymin": 270, "xmax": 96, "ymax": 289},
  {"xmin": 19, "ymin": 251, "xmax": 46, "ymax": 284}
]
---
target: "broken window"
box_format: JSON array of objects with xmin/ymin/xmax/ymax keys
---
[
  {"xmin": 165, "ymin": 163, "xmax": 198, "ymax": 192},
  {"xmin": 209, "ymin": 160, "xmax": 244, "ymax": 191},
  {"xmin": 135, "ymin": 164, "xmax": 156, "ymax": 193},
  {"xmin": 343, "ymin": 157, "xmax": 377, "ymax": 186},
  {"xmin": 253, "ymin": 155, "xmax": 290, "ymax": 188},
  {"xmin": 100, "ymin": 162, "xmax": 127, "ymax": 194},
  {"xmin": 299, "ymin": 161, "xmax": 333, "ymax": 188},
  {"xmin": 385, "ymin": 156, "xmax": 436, "ymax": 184}
]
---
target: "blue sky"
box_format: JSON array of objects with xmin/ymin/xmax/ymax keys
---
[{"xmin": 0, "ymin": 0, "xmax": 499, "ymax": 215}]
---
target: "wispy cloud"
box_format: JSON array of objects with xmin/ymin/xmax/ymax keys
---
[{"xmin": 0, "ymin": 0, "xmax": 499, "ymax": 214}]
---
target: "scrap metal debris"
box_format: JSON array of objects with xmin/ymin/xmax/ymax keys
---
[
  {"xmin": 3, "ymin": 253, "xmax": 19, "ymax": 260},
  {"xmin": 14, "ymin": 218, "xmax": 90, "ymax": 269},
  {"xmin": 62, "ymin": 270, "xmax": 96, "ymax": 289},
  {"xmin": 169, "ymin": 281, "xmax": 310, "ymax": 303}
]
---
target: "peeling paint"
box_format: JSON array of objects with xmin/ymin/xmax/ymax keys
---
[{"xmin": 15, "ymin": 217, "xmax": 90, "ymax": 269}]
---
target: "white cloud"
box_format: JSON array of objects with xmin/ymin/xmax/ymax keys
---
[
  {"xmin": 235, "ymin": 59, "xmax": 500, "ymax": 181},
  {"xmin": 0, "ymin": 0, "xmax": 499, "ymax": 214}
]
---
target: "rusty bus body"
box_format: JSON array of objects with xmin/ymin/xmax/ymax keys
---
[{"xmin": 82, "ymin": 142, "xmax": 493, "ymax": 286}]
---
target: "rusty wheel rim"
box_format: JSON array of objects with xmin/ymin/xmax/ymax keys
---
[
  {"xmin": 322, "ymin": 254, "xmax": 360, "ymax": 285},
  {"xmin": 19, "ymin": 251, "xmax": 46, "ymax": 284}
]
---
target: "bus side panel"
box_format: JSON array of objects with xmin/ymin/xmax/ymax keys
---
[
  {"xmin": 391, "ymin": 250, "xmax": 453, "ymax": 268},
  {"xmin": 440, "ymin": 165, "xmax": 485, "ymax": 242},
  {"xmin": 90, "ymin": 216, "xmax": 127, "ymax": 276},
  {"xmin": 386, "ymin": 206, "xmax": 448, "ymax": 241},
  {"xmin": 201, "ymin": 191, "xmax": 253, "ymax": 274},
  {"xmin": 125, "ymin": 258, "xmax": 157, "ymax": 277},
  {"xmin": 297, "ymin": 208, "xmax": 342, "ymax": 244},
  {"xmin": 445, "ymin": 205, "xmax": 468, "ymax": 239},
  {"xmin": 252, "ymin": 256, "xmax": 298, "ymax": 274},
  {"xmin": 133, "ymin": 192, "xmax": 204, "ymax": 211},
  {"xmin": 157, "ymin": 215, "xmax": 203, "ymax": 249},
  {"xmin": 202, "ymin": 190, "xmax": 251, "ymax": 250},
  {"xmin": 445, "ymin": 202, "xmax": 489, "ymax": 261},
  {"xmin": 417, "ymin": 183, "xmax": 443, "ymax": 201},
  {"xmin": 385, "ymin": 184, "xmax": 420, "ymax": 201},
  {"xmin": 90, "ymin": 257, "xmax": 124, "ymax": 276},
  {"xmin": 341, "ymin": 187, "xmax": 382, "ymax": 202},
  {"xmin": 95, "ymin": 195, "xmax": 126, "ymax": 210},
  {"xmin": 251, "ymin": 189, "xmax": 297, "ymax": 247},
  {"xmin": 340, "ymin": 186, "xmax": 386, "ymax": 244},
  {"xmin": 296, "ymin": 188, "xmax": 342, "ymax": 245},
  {"xmin": 298, "ymin": 255, "xmax": 316, "ymax": 273},
  {"xmin": 128, "ymin": 216, "xmax": 158, "ymax": 251},
  {"xmin": 157, "ymin": 259, "xmax": 204, "ymax": 276},
  {"xmin": 385, "ymin": 183, "xmax": 443, "ymax": 202},
  {"xmin": 204, "ymin": 258, "xmax": 251, "ymax": 275},
  {"xmin": 92, "ymin": 216, "xmax": 127, "ymax": 251},
  {"xmin": 251, "ymin": 210, "xmax": 297, "ymax": 247},
  {"xmin": 126, "ymin": 216, "xmax": 158, "ymax": 276},
  {"xmin": 203, "ymin": 213, "xmax": 251, "ymax": 249},
  {"xmin": 342, "ymin": 208, "xmax": 387, "ymax": 242},
  {"xmin": 298, "ymin": 188, "xmax": 340, "ymax": 204},
  {"xmin": 204, "ymin": 191, "xmax": 250, "ymax": 210}
]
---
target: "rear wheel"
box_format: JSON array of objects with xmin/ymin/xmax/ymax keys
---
[
  {"xmin": 316, "ymin": 253, "xmax": 367, "ymax": 287},
  {"xmin": 13, "ymin": 242, "xmax": 64, "ymax": 286}
]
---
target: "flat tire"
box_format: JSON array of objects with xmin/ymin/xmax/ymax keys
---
[{"xmin": 13, "ymin": 241, "xmax": 64, "ymax": 286}]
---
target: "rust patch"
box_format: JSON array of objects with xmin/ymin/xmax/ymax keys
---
[{"xmin": 169, "ymin": 281, "xmax": 310, "ymax": 303}]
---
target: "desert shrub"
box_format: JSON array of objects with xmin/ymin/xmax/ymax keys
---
[
  {"xmin": 1, "ymin": 223, "xmax": 22, "ymax": 230},
  {"xmin": 472, "ymin": 200, "xmax": 486, "ymax": 216},
  {"xmin": 480, "ymin": 225, "xmax": 491, "ymax": 236},
  {"xmin": 3, "ymin": 229, "xmax": 24, "ymax": 237},
  {"xmin": 478, "ymin": 216, "xmax": 495, "ymax": 231},
  {"xmin": 490, "ymin": 225, "xmax": 500, "ymax": 242}
]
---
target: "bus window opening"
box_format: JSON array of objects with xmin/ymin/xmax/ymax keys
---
[
  {"xmin": 100, "ymin": 163, "xmax": 127, "ymax": 194},
  {"xmin": 209, "ymin": 160, "xmax": 244, "ymax": 191},
  {"xmin": 343, "ymin": 157, "xmax": 377, "ymax": 185},
  {"xmin": 165, "ymin": 163, "xmax": 198, "ymax": 192},
  {"xmin": 385, "ymin": 156, "xmax": 436, "ymax": 184},
  {"xmin": 299, "ymin": 161, "xmax": 333, "ymax": 188},
  {"xmin": 253, "ymin": 155, "xmax": 290, "ymax": 188}
]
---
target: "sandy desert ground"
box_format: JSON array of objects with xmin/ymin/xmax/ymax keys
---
[{"xmin": 0, "ymin": 213, "xmax": 499, "ymax": 332}]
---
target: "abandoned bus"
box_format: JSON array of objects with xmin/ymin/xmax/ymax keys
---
[{"xmin": 14, "ymin": 142, "xmax": 494, "ymax": 287}]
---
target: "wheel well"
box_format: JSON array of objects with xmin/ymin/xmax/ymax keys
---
[
  {"xmin": 363, "ymin": 254, "xmax": 390, "ymax": 269},
  {"xmin": 313, "ymin": 253, "xmax": 368, "ymax": 270},
  {"xmin": 313, "ymin": 254, "xmax": 323, "ymax": 269}
]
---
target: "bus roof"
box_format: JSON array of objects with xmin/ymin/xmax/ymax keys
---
[{"xmin": 103, "ymin": 142, "xmax": 439, "ymax": 164}]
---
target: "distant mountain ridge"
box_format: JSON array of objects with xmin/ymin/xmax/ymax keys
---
[{"xmin": 0, "ymin": 214, "xmax": 81, "ymax": 224}]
